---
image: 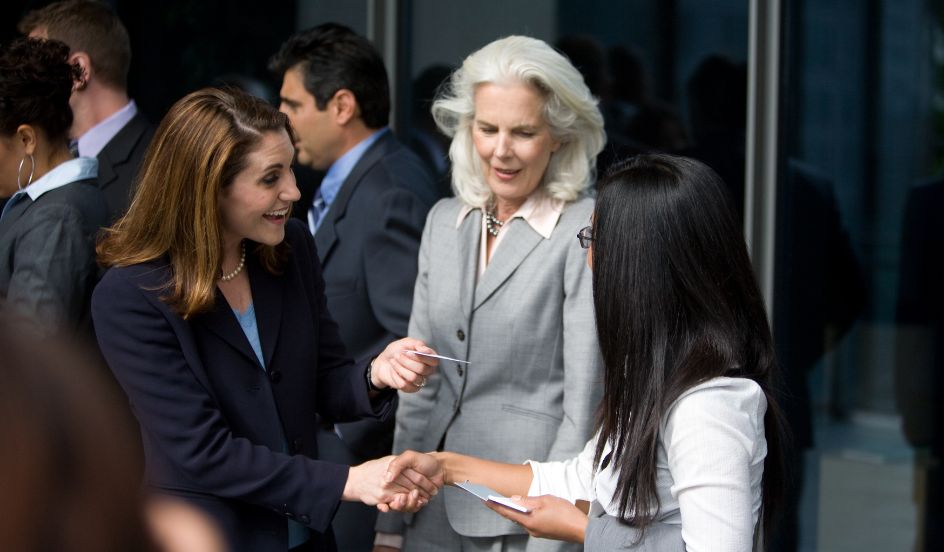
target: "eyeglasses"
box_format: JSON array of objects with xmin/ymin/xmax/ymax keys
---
[{"xmin": 577, "ymin": 226, "xmax": 593, "ymax": 249}]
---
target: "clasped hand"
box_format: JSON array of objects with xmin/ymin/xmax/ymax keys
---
[
  {"xmin": 371, "ymin": 451, "xmax": 589, "ymax": 543},
  {"xmin": 344, "ymin": 450, "xmax": 445, "ymax": 513}
]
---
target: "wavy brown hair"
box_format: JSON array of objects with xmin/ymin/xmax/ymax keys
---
[{"xmin": 97, "ymin": 87, "xmax": 293, "ymax": 318}]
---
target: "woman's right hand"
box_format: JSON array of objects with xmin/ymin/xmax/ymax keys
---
[
  {"xmin": 370, "ymin": 338, "xmax": 439, "ymax": 393},
  {"xmin": 343, "ymin": 454, "xmax": 442, "ymax": 512},
  {"xmin": 385, "ymin": 450, "xmax": 446, "ymax": 487}
]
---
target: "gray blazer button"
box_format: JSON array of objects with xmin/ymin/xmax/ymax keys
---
[
  {"xmin": 456, "ymin": 329, "xmax": 465, "ymax": 341},
  {"xmin": 269, "ymin": 370, "xmax": 282, "ymax": 383},
  {"xmin": 457, "ymin": 365, "xmax": 464, "ymax": 376}
]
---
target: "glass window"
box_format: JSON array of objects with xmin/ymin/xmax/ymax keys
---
[{"xmin": 777, "ymin": 1, "xmax": 943, "ymax": 550}]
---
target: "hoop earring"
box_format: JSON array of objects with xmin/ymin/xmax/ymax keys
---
[{"xmin": 17, "ymin": 154, "xmax": 34, "ymax": 191}]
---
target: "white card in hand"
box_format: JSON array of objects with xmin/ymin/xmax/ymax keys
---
[
  {"xmin": 405, "ymin": 350, "xmax": 471, "ymax": 364},
  {"xmin": 453, "ymin": 480, "xmax": 531, "ymax": 513}
]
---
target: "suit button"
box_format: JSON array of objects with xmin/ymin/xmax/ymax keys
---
[
  {"xmin": 456, "ymin": 329, "xmax": 465, "ymax": 341},
  {"xmin": 292, "ymin": 438, "xmax": 303, "ymax": 453},
  {"xmin": 457, "ymin": 365, "xmax": 464, "ymax": 377},
  {"xmin": 269, "ymin": 370, "xmax": 282, "ymax": 383},
  {"xmin": 300, "ymin": 514, "xmax": 310, "ymax": 524}
]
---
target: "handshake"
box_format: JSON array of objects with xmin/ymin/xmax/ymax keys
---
[{"xmin": 342, "ymin": 451, "xmax": 444, "ymax": 513}]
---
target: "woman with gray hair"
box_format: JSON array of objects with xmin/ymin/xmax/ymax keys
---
[{"xmin": 375, "ymin": 35, "xmax": 605, "ymax": 552}]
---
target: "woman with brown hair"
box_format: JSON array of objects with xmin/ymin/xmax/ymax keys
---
[{"xmin": 92, "ymin": 87, "xmax": 440, "ymax": 552}]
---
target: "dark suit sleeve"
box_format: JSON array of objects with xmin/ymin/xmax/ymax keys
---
[
  {"xmin": 5, "ymin": 203, "xmax": 95, "ymax": 333},
  {"xmin": 92, "ymin": 267, "xmax": 350, "ymax": 533},
  {"xmin": 361, "ymin": 186, "xmax": 428, "ymax": 345}
]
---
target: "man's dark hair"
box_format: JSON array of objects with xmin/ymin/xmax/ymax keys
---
[
  {"xmin": 0, "ymin": 38, "xmax": 80, "ymax": 142},
  {"xmin": 18, "ymin": 0, "xmax": 131, "ymax": 90},
  {"xmin": 270, "ymin": 23, "xmax": 390, "ymax": 128}
]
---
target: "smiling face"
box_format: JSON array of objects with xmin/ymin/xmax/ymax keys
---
[
  {"xmin": 218, "ymin": 129, "xmax": 300, "ymax": 250},
  {"xmin": 471, "ymin": 81, "xmax": 561, "ymax": 206},
  {"xmin": 278, "ymin": 66, "xmax": 342, "ymax": 170}
]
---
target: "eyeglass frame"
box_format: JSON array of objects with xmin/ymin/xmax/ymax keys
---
[{"xmin": 577, "ymin": 225, "xmax": 593, "ymax": 249}]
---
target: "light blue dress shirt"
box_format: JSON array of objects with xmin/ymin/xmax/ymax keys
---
[
  {"xmin": 307, "ymin": 127, "xmax": 389, "ymax": 234},
  {"xmin": 77, "ymin": 100, "xmax": 138, "ymax": 157}
]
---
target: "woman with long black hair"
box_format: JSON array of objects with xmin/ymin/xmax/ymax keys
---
[{"xmin": 388, "ymin": 153, "xmax": 788, "ymax": 551}]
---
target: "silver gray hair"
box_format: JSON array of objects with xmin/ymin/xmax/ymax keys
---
[{"xmin": 432, "ymin": 35, "xmax": 606, "ymax": 207}]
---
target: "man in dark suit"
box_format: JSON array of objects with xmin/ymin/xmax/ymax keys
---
[
  {"xmin": 270, "ymin": 23, "xmax": 439, "ymax": 551},
  {"xmin": 19, "ymin": 0, "xmax": 153, "ymax": 221}
]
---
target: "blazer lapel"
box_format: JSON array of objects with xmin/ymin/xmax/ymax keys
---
[
  {"xmin": 248, "ymin": 253, "xmax": 283, "ymax": 368},
  {"xmin": 195, "ymin": 286, "xmax": 261, "ymax": 370},
  {"xmin": 313, "ymin": 133, "xmax": 394, "ymax": 265},
  {"xmin": 97, "ymin": 113, "xmax": 149, "ymax": 191},
  {"xmin": 313, "ymin": 218, "xmax": 337, "ymax": 265},
  {"xmin": 456, "ymin": 210, "xmax": 480, "ymax": 319},
  {"xmin": 473, "ymin": 219, "xmax": 543, "ymax": 311}
]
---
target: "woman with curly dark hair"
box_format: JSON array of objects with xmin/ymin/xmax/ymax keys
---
[{"xmin": 0, "ymin": 37, "xmax": 108, "ymax": 335}]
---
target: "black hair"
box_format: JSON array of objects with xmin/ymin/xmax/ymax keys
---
[
  {"xmin": 591, "ymin": 153, "xmax": 788, "ymax": 548},
  {"xmin": 0, "ymin": 37, "xmax": 80, "ymax": 142},
  {"xmin": 269, "ymin": 22, "xmax": 390, "ymax": 128}
]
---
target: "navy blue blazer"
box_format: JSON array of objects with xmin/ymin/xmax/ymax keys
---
[{"xmin": 92, "ymin": 220, "xmax": 396, "ymax": 552}]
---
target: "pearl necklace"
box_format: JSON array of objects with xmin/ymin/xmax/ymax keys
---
[
  {"xmin": 220, "ymin": 241, "xmax": 246, "ymax": 282},
  {"xmin": 485, "ymin": 208, "xmax": 506, "ymax": 237}
]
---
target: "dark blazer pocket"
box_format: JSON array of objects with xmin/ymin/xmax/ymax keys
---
[
  {"xmin": 501, "ymin": 404, "xmax": 563, "ymax": 425},
  {"xmin": 324, "ymin": 278, "xmax": 358, "ymax": 297}
]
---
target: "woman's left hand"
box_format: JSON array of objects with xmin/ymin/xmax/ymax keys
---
[
  {"xmin": 484, "ymin": 495, "xmax": 588, "ymax": 543},
  {"xmin": 371, "ymin": 338, "xmax": 438, "ymax": 393}
]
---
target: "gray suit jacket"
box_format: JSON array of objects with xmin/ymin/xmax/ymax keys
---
[
  {"xmin": 0, "ymin": 177, "xmax": 107, "ymax": 335},
  {"xmin": 382, "ymin": 196, "xmax": 602, "ymax": 547},
  {"xmin": 585, "ymin": 518, "xmax": 685, "ymax": 551}
]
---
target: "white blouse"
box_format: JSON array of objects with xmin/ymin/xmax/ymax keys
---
[{"xmin": 527, "ymin": 377, "xmax": 767, "ymax": 552}]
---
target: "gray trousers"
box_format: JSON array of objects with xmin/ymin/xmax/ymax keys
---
[{"xmin": 402, "ymin": 492, "xmax": 549, "ymax": 552}]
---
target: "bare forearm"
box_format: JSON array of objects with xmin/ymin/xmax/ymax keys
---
[{"xmin": 435, "ymin": 451, "xmax": 533, "ymax": 497}]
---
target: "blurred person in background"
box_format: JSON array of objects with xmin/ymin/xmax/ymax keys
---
[
  {"xmin": 0, "ymin": 37, "xmax": 107, "ymax": 337},
  {"xmin": 19, "ymin": 0, "xmax": 154, "ymax": 222},
  {"xmin": 0, "ymin": 312, "xmax": 152, "ymax": 552}
]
